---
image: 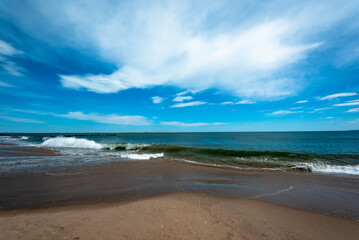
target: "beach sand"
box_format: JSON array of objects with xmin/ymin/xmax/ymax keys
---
[
  {"xmin": 1, "ymin": 145, "xmax": 358, "ymax": 239},
  {"xmin": 1, "ymin": 192, "xmax": 358, "ymax": 240},
  {"xmin": 0, "ymin": 145, "xmax": 60, "ymax": 157}
]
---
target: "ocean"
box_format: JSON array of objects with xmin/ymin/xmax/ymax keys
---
[{"xmin": 1, "ymin": 131, "xmax": 358, "ymax": 175}]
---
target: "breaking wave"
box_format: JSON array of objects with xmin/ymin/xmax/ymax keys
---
[
  {"xmin": 41, "ymin": 137, "xmax": 102, "ymax": 149},
  {"xmin": 117, "ymin": 152, "xmax": 164, "ymax": 160},
  {"xmin": 298, "ymin": 163, "xmax": 359, "ymax": 175}
]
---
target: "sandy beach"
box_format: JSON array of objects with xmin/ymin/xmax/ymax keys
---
[
  {"xmin": 1, "ymin": 192, "xmax": 358, "ymax": 240},
  {"xmin": 1, "ymin": 143, "xmax": 358, "ymax": 239}
]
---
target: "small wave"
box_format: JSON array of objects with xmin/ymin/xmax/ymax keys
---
[
  {"xmin": 105, "ymin": 142, "xmax": 150, "ymax": 150},
  {"xmin": 41, "ymin": 137, "xmax": 102, "ymax": 149},
  {"xmin": 299, "ymin": 163, "xmax": 359, "ymax": 175},
  {"xmin": 20, "ymin": 136, "xmax": 29, "ymax": 140},
  {"xmin": 119, "ymin": 152, "xmax": 164, "ymax": 160}
]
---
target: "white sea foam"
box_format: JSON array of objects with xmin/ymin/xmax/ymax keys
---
[
  {"xmin": 20, "ymin": 136, "xmax": 29, "ymax": 140},
  {"xmin": 248, "ymin": 186, "xmax": 294, "ymax": 199},
  {"xmin": 103, "ymin": 142, "xmax": 150, "ymax": 150},
  {"xmin": 41, "ymin": 137, "xmax": 102, "ymax": 149},
  {"xmin": 125, "ymin": 143, "xmax": 150, "ymax": 150},
  {"xmin": 119, "ymin": 152, "xmax": 164, "ymax": 160},
  {"xmin": 299, "ymin": 163, "xmax": 359, "ymax": 175}
]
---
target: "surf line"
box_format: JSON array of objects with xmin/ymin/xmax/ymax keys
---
[{"xmin": 247, "ymin": 186, "xmax": 294, "ymax": 199}]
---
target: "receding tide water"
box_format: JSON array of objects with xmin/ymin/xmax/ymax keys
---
[{"xmin": 1, "ymin": 131, "xmax": 358, "ymax": 175}]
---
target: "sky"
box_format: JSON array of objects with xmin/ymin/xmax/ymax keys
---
[{"xmin": 0, "ymin": 0, "xmax": 359, "ymax": 132}]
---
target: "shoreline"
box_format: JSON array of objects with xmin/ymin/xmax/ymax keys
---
[{"xmin": 1, "ymin": 192, "xmax": 358, "ymax": 240}]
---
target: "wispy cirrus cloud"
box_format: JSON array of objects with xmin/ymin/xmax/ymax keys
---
[
  {"xmin": 0, "ymin": 81, "xmax": 14, "ymax": 88},
  {"xmin": 268, "ymin": 110, "xmax": 303, "ymax": 115},
  {"xmin": 0, "ymin": 40, "xmax": 23, "ymax": 55},
  {"xmin": 0, "ymin": 40, "xmax": 25, "ymax": 77},
  {"xmin": 347, "ymin": 108, "xmax": 359, "ymax": 113},
  {"xmin": 170, "ymin": 101, "xmax": 206, "ymax": 108},
  {"xmin": 221, "ymin": 100, "xmax": 255, "ymax": 105},
  {"xmin": 295, "ymin": 100, "xmax": 308, "ymax": 103},
  {"xmin": 160, "ymin": 121, "xmax": 227, "ymax": 127},
  {"xmin": 58, "ymin": 112, "xmax": 151, "ymax": 125},
  {"xmin": 333, "ymin": 100, "xmax": 359, "ymax": 107},
  {"xmin": 236, "ymin": 100, "xmax": 255, "ymax": 105},
  {"xmin": 0, "ymin": 115, "xmax": 45, "ymax": 124},
  {"xmin": 320, "ymin": 92, "xmax": 357, "ymax": 100},
  {"xmin": 221, "ymin": 101, "xmax": 234, "ymax": 105},
  {"xmin": 311, "ymin": 108, "xmax": 330, "ymax": 113}
]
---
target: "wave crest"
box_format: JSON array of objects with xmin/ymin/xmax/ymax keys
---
[
  {"xmin": 297, "ymin": 163, "xmax": 359, "ymax": 175},
  {"xmin": 118, "ymin": 152, "xmax": 164, "ymax": 160},
  {"xmin": 41, "ymin": 137, "xmax": 102, "ymax": 149}
]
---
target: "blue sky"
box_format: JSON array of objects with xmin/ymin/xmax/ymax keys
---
[{"xmin": 0, "ymin": 0, "xmax": 359, "ymax": 132}]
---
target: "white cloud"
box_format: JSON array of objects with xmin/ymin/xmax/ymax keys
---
[
  {"xmin": 236, "ymin": 100, "xmax": 255, "ymax": 104},
  {"xmin": 151, "ymin": 96, "xmax": 163, "ymax": 104},
  {"xmin": 333, "ymin": 100, "xmax": 359, "ymax": 107},
  {"xmin": 213, "ymin": 122, "xmax": 229, "ymax": 125},
  {"xmin": 0, "ymin": 115, "xmax": 45, "ymax": 124},
  {"xmin": 176, "ymin": 89, "xmax": 202, "ymax": 96},
  {"xmin": 173, "ymin": 96, "xmax": 193, "ymax": 102},
  {"xmin": 320, "ymin": 92, "xmax": 357, "ymax": 100},
  {"xmin": 160, "ymin": 121, "xmax": 208, "ymax": 127},
  {"xmin": 290, "ymin": 107, "xmax": 303, "ymax": 110},
  {"xmin": 0, "ymin": 40, "xmax": 23, "ymax": 56},
  {"xmin": 0, "ymin": 81, "xmax": 14, "ymax": 87},
  {"xmin": 221, "ymin": 101, "xmax": 234, "ymax": 105},
  {"xmin": 311, "ymin": 107, "xmax": 330, "ymax": 112},
  {"xmin": 347, "ymin": 108, "xmax": 359, "ymax": 112},
  {"xmin": 326, "ymin": 116, "xmax": 333, "ymax": 119},
  {"xmin": 295, "ymin": 100, "xmax": 308, "ymax": 103},
  {"xmin": 269, "ymin": 110, "xmax": 303, "ymax": 115},
  {"xmin": 0, "ymin": 40, "xmax": 24, "ymax": 76},
  {"xmin": 1, "ymin": 60, "xmax": 25, "ymax": 76},
  {"xmin": 160, "ymin": 121, "xmax": 227, "ymax": 127},
  {"xmin": 46, "ymin": 1, "xmax": 336, "ymax": 100},
  {"xmin": 58, "ymin": 112, "xmax": 151, "ymax": 125},
  {"xmin": 170, "ymin": 101, "xmax": 206, "ymax": 108}
]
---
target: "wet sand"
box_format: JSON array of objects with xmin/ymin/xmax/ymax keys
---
[
  {"xmin": 0, "ymin": 145, "xmax": 61, "ymax": 157},
  {"xmin": 1, "ymin": 159, "xmax": 358, "ymax": 219},
  {"xmin": 1, "ymin": 192, "xmax": 358, "ymax": 240}
]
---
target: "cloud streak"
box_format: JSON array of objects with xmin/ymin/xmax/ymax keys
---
[
  {"xmin": 0, "ymin": 115, "xmax": 45, "ymax": 124},
  {"xmin": 160, "ymin": 121, "xmax": 227, "ymax": 127},
  {"xmin": 170, "ymin": 101, "xmax": 206, "ymax": 108},
  {"xmin": 0, "ymin": 40, "xmax": 25, "ymax": 76},
  {"xmin": 269, "ymin": 110, "xmax": 303, "ymax": 115},
  {"xmin": 320, "ymin": 92, "xmax": 357, "ymax": 100},
  {"xmin": 58, "ymin": 112, "xmax": 151, "ymax": 125}
]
